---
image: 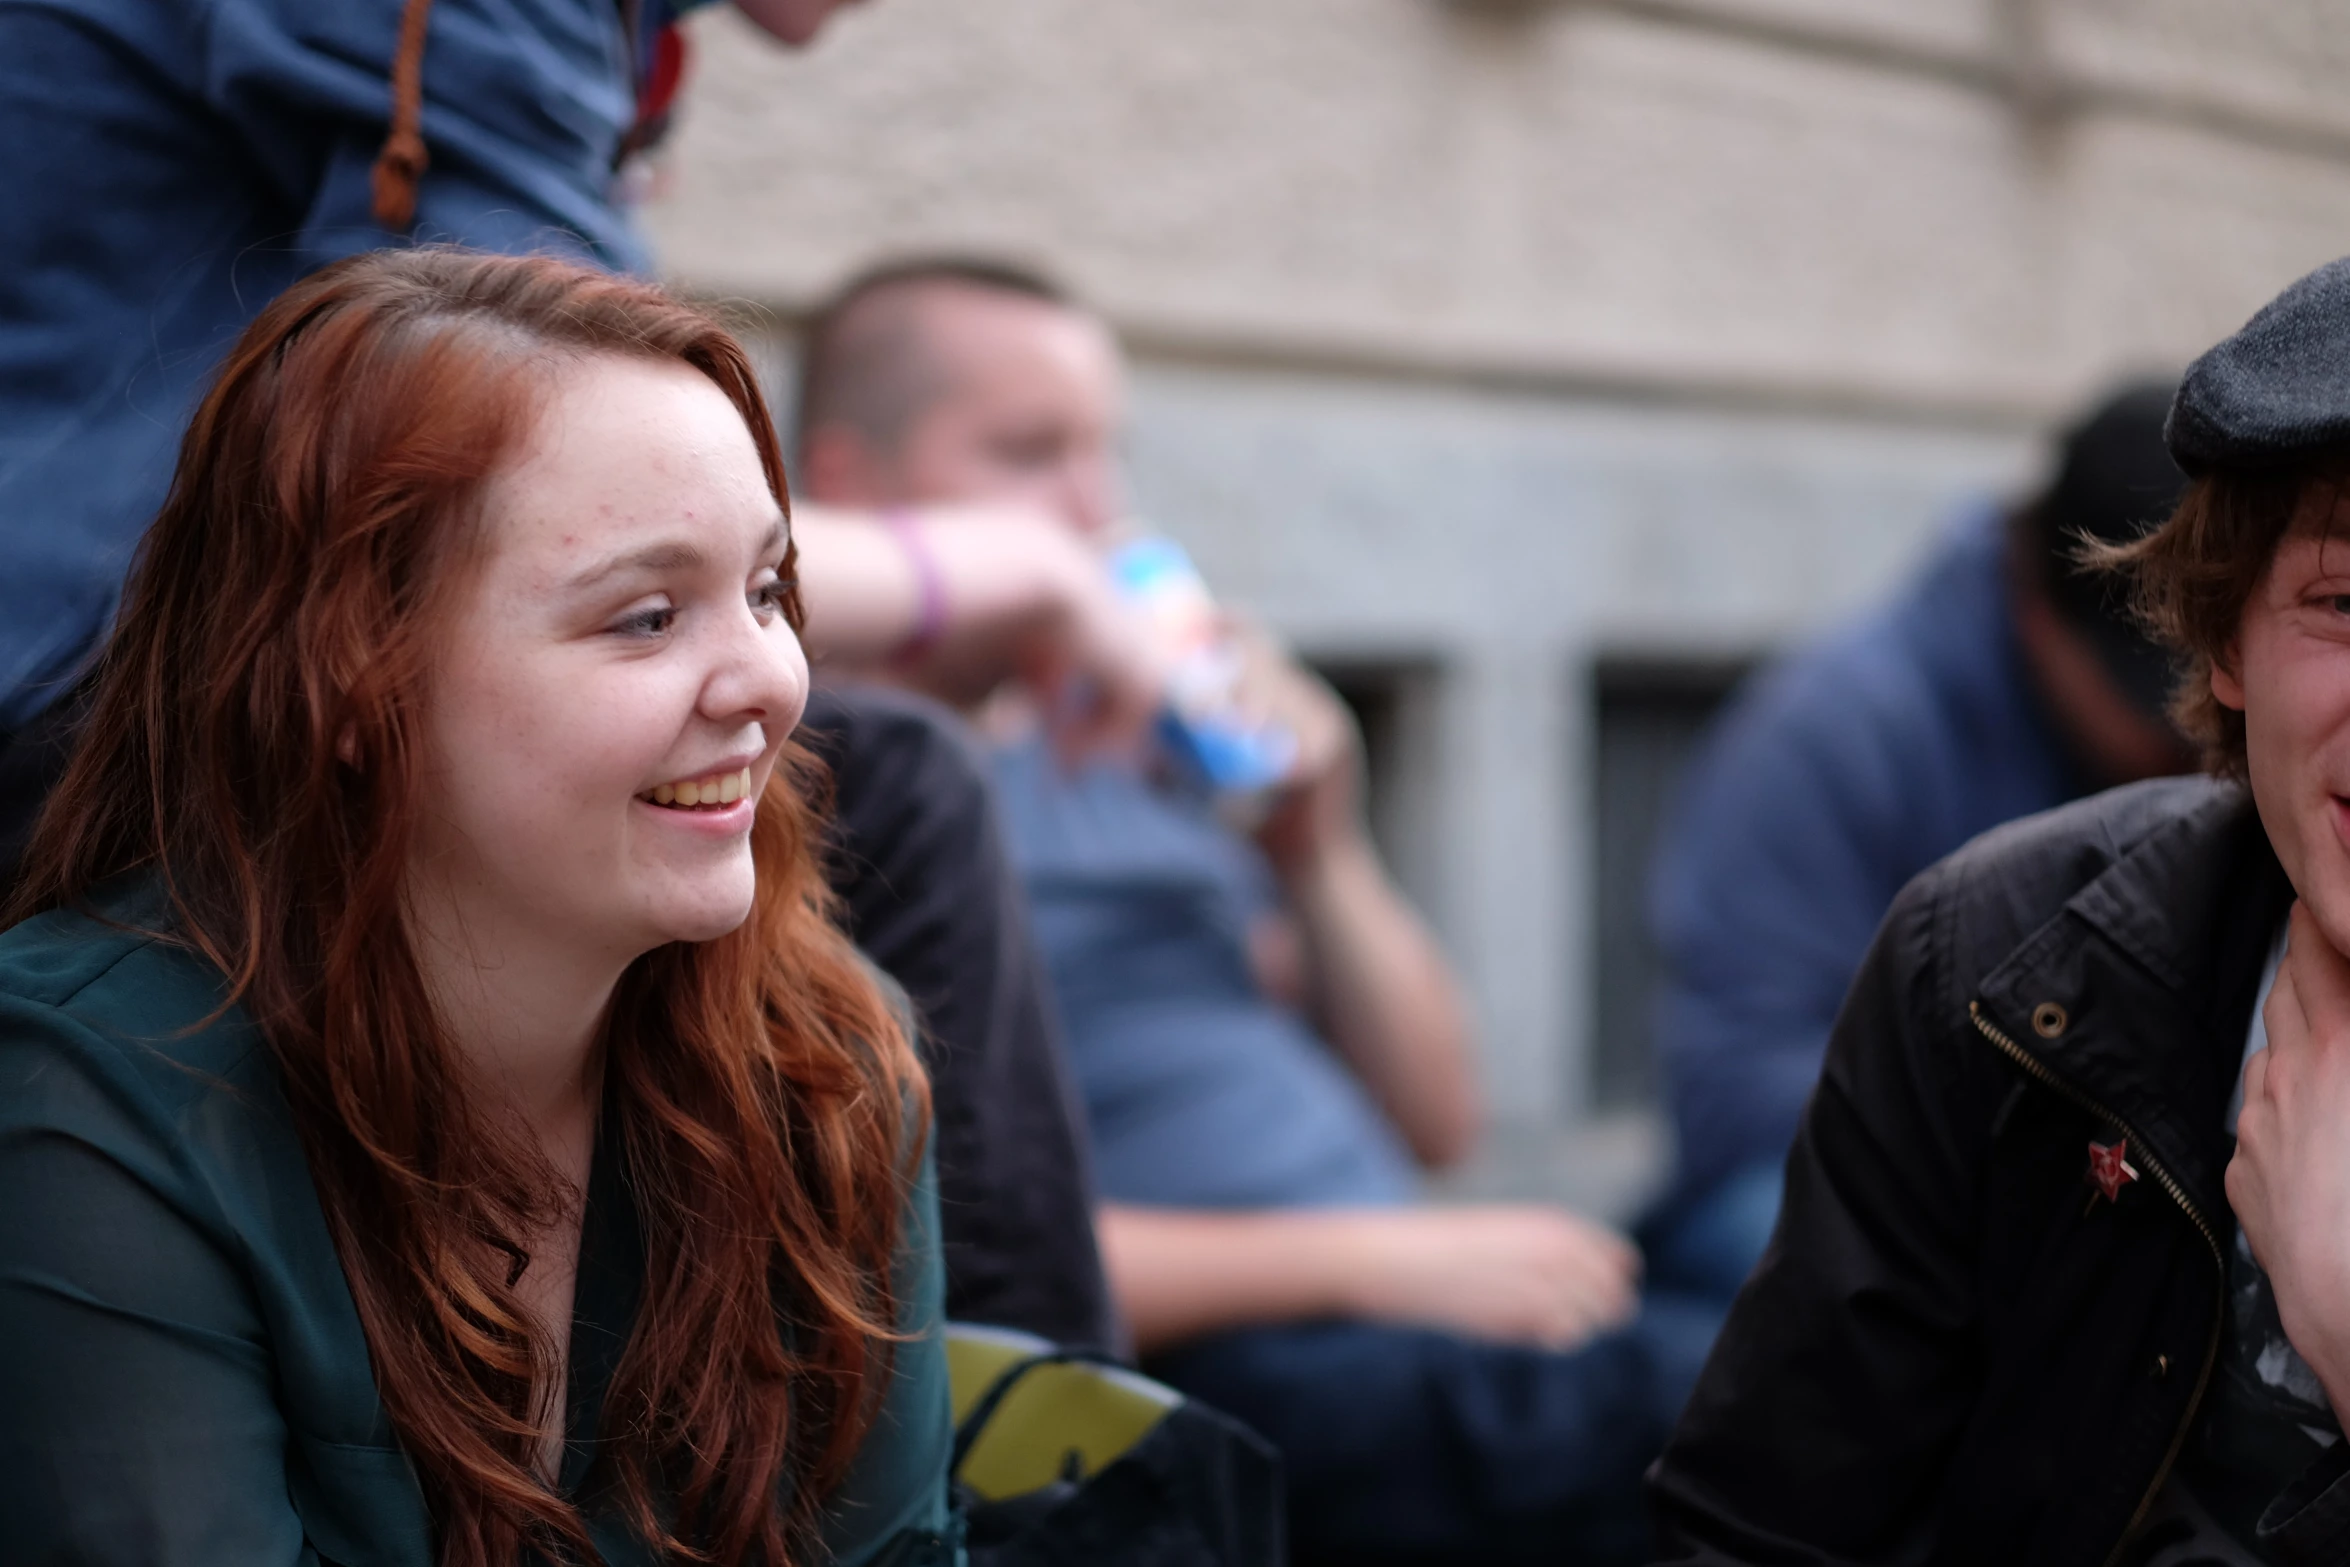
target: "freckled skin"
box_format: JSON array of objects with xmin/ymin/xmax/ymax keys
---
[{"xmin": 410, "ymin": 359, "xmax": 808, "ymax": 965}]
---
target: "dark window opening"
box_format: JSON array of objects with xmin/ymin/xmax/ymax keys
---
[
  {"xmin": 1311, "ymin": 656, "xmax": 1445, "ymax": 923},
  {"xmin": 1589, "ymin": 654, "xmax": 1756, "ymax": 1111}
]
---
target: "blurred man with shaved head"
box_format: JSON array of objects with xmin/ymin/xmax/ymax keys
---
[{"xmin": 796, "ymin": 257, "xmax": 1717, "ymax": 1567}]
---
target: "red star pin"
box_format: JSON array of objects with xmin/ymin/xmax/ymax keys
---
[{"xmin": 2087, "ymin": 1139, "xmax": 2139, "ymax": 1205}]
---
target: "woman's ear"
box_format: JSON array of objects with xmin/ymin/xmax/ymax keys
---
[
  {"xmin": 2211, "ymin": 648, "xmax": 2247, "ymax": 712},
  {"xmin": 336, "ymin": 723, "xmax": 361, "ymax": 768}
]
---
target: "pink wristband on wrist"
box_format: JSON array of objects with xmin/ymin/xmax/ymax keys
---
[{"xmin": 884, "ymin": 509, "xmax": 948, "ymax": 665}]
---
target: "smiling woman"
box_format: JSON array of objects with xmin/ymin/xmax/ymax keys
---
[{"xmin": 0, "ymin": 250, "xmax": 956, "ymax": 1567}]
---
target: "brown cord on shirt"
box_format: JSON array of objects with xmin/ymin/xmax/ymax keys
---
[{"xmin": 370, "ymin": 0, "xmax": 437, "ymax": 232}]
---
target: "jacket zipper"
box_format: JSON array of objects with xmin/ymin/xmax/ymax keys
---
[{"xmin": 1968, "ymin": 1003, "xmax": 2225, "ymax": 1567}]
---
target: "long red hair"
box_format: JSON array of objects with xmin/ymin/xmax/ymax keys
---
[{"xmin": 7, "ymin": 249, "xmax": 927, "ymax": 1565}]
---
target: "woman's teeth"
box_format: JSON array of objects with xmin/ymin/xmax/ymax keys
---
[{"xmin": 647, "ymin": 766, "xmax": 755, "ymax": 809}]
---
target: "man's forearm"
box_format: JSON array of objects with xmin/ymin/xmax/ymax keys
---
[
  {"xmin": 789, "ymin": 507, "xmax": 930, "ymax": 665},
  {"xmin": 792, "ymin": 505, "xmax": 1084, "ymax": 699},
  {"xmin": 1284, "ymin": 833, "xmax": 1481, "ymax": 1168},
  {"xmin": 1096, "ymin": 1205, "xmax": 1371, "ymax": 1356},
  {"xmin": 1100, "ymin": 1199, "xmax": 1644, "ymax": 1358}
]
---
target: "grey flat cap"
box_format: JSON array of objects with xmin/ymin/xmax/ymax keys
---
[{"xmin": 2169, "ymin": 255, "xmax": 2350, "ymax": 474}]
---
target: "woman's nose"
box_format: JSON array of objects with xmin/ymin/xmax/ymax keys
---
[{"xmin": 702, "ymin": 606, "xmax": 808, "ymax": 730}]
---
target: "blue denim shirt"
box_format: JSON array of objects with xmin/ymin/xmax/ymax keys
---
[{"xmin": 0, "ymin": 0, "xmax": 649, "ymax": 731}]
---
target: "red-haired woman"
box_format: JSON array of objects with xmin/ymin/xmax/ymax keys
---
[{"xmin": 0, "ymin": 249, "xmax": 959, "ymax": 1567}]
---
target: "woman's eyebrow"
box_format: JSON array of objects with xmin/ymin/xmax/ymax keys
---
[
  {"xmin": 566, "ymin": 539, "xmax": 706, "ymax": 591},
  {"xmin": 565, "ymin": 520, "xmax": 785, "ymax": 591}
]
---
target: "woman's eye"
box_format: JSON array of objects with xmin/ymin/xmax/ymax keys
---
[
  {"xmin": 611, "ymin": 603, "xmax": 676, "ymax": 639},
  {"xmin": 751, "ymin": 576, "xmax": 797, "ymax": 618},
  {"xmin": 2331, "ymin": 595, "xmax": 2350, "ymax": 616}
]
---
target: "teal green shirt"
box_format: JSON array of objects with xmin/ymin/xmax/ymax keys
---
[{"xmin": 0, "ymin": 887, "xmax": 961, "ymax": 1565}]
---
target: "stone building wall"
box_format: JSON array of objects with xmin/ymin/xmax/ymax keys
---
[{"xmin": 643, "ymin": 0, "xmax": 2350, "ymax": 1146}]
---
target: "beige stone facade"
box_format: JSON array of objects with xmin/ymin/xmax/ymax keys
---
[
  {"xmin": 642, "ymin": 0, "xmax": 2350, "ymax": 1170},
  {"xmin": 651, "ymin": 0, "xmax": 2350, "ymax": 419}
]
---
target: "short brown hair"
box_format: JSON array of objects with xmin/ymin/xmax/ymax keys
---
[
  {"xmin": 2107, "ymin": 464, "xmax": 2346, "ymax": 776},
  {"xmin": 792, "ymin": 256, "xmax": 1071, "ymax": 463}
]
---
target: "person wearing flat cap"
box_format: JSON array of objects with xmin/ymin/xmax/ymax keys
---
[
  {"xmin": 1641, "ymin": 383, "xmax": 2195, "ymax": 1305},
  {"xmin": 1648, "ymin": 256, "xmax": 2350, "ymax": 1566}
]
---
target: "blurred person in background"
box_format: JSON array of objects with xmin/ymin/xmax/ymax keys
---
[
  {"xmin": 795, "ymin": 257, "xmax": 1716, "ymax": 1567},
  {"xmin": 1642, "ymin": 383, "xmax": 2194, "ymax": 1302},
  {"xmin": 1650, "ymin": 255, "xmax": 2350, "ymax": 1567},
  {"xmin": 0, "ymin": 0, "xmax": 1140, "ymax": 1352}
]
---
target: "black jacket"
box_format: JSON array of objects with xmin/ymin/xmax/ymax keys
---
[{"xmin": 1649, "ymin": 777, "xmax": 2350, "ymax": 1566}]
